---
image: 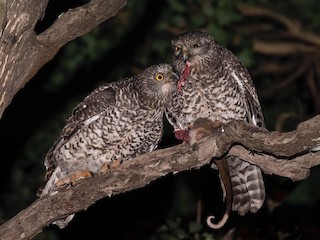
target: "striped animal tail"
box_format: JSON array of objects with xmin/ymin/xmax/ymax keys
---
[{"xmin": 226, "ymin": 156, "xmax": 265, "ymax": 215}]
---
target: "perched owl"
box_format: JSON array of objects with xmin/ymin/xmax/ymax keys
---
[
  {"xmin": 38, "ymin": 63, "xmax": 177, "ymax": 228},
  {"xmin": 166, "ymin": 31, "xmax": 266, "ymax": 219}
]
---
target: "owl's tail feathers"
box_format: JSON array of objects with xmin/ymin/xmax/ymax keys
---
[
  {"xmin": 227, "ymin": 157, "xmax": 265, "ymax": 215},
  {"xmin": 37, "ymin": 166, "xmax": 62, "ymax": 197},
  {"xmin": 37, "ymin": 166, "xmax": 75, "ymax": 228}
]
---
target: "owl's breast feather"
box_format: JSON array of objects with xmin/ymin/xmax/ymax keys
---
[{"xmin": 177, "ymin": 61, "xmax": 191, "ymax": 93}]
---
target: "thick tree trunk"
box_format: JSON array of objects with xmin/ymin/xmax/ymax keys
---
[{"xmin": 0, "ymin": 0, "xmax": 127, "ymax": 119}]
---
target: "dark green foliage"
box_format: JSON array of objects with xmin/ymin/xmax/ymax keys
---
[{"xmin": 155, "ymin": 218, "xmax": 208, "ymax": 240}]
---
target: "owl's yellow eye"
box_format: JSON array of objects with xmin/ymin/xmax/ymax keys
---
[{"xmin": 155, "ymin": 74, "xmax": 164, "ymax": 81}]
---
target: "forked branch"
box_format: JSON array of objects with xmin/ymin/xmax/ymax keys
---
[{"xmin": 1, "ymin": 115, "xmax": 320, "ymax": 239}]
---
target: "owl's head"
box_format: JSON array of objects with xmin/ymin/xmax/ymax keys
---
[
  {"xmin": 171, "ymin": 31, "xmax": 222, "ymax": 75},
  {"xmin": 135, "ymin": 63, "xmax": 177, "ymax": 108}
]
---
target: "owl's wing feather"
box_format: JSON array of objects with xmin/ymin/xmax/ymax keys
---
[
  {"xmin": 223, "ymin": 49, "xmax": 266, "ymax": 214},
  {"xmin": 49, "ymin": 85, "xmax": 117, "ymax": 155},
  {"xmin": 165, "ymin": 90, "xmax": 185, "ymax": 130},
  {"xmin": 223, "ymin": 49, "xmax": 265, "ymax": 128},
  {"xmin": 37, "ymin": 85, "xmax": 118, "ymax": 196},
  {"xmin": 62, "ymin": 85, "xmax": 117, "ymax": 139}
]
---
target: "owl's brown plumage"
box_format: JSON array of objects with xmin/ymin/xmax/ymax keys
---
[
  {"xmin": 39, "ymin": 63, "xmax": 176, "ymax": 228},
  {"xmin": 166, "ymin": 31, "xmax": 266, "ymax": 220}
]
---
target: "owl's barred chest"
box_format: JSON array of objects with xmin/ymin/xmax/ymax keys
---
[
  {"xmin": 56, "ymin": 107, "xmax": 163, "ymax": 173},
  {"xmin": 40, "ymin": 62, "xmax": 176, "ymax": 215},
  {"xmin": 177, "ymin": 75, "xmax": 247, "ymax": 127}
]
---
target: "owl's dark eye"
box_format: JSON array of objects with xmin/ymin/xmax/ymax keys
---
[
  {"xmin": 192, "ymin": 43, "xmax": 200, "ymax": 48},
  {"xmin": 174, "ymin": 46, "xmax": 181, "ymax": 52},
  {"xmin": 155, "ymin": 74, "xmax": 164, "ymax": 81}
]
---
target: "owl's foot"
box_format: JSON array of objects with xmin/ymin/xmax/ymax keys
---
[
  {"xmin": 174, "ymin": 129, "xmax": 190, "ymax": 143},
  {"xmin": 56, "ymin": 170, "xmax": 93, "ymax": 188},
  {"xmin": 101, "ymin": 160, "xmax": 122, "ymax": 172}
]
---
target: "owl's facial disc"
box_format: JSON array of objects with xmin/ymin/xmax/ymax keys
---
[
  {"xmin": 184, "ymin": 40, "xmax": 210, "ymax": 65},
  {"xmin": 161, "ymin": 79, "xmax": 174, "ymax": 94},
  {"xmin": 182, "ymin": 47, "xmax": 189, "ymax": 61},
  {"xmin": 153, "ymin": 68, "xmax": 176, "ymax": 95},
  {"xmin": 172, "ymin": 43, "xmax": 191, "ymax": 62}
]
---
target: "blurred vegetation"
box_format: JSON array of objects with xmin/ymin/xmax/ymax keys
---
[{"xmin": 0, "ymin": 0, "xmax": 320, "ymax": 239}]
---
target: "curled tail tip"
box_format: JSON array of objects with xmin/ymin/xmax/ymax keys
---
[{"xmin": 206, "ymin": 212, "xmax": 230, "ymax": 229}]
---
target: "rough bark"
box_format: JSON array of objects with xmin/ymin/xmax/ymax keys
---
[
  {"xmin": 1, "ymin": 115, "xmax": 320, "ymax": 240},
  {"xmin": 0, "ymin": 0, "xmax": 127, "ymax": 119}
]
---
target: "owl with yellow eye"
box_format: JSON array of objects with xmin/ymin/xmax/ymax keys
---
[{"xmin": 38, "ymin": 63, "xmax": 177, "ymax": 228}]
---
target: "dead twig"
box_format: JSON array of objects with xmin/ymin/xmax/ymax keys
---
[{"xmin": 237, "ymin": 3, "xmax": 320, "ymax": 46}]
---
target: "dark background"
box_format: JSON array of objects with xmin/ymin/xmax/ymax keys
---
[{"xmin": 1, "ymin": 0, "xmax": 320, "ymax": 239}]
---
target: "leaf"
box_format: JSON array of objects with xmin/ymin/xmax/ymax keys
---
[
  {"xmin": 285, "ymin": 167, "xmax": 320, "ymax": 206},
  {"xmin": 166, "ymin": 218, "xmax": 181, "ymax": 229},
  {"xmin": 168, "ymin": 0, "xmax": 187, "ymax": 13},
  {"xmin": 215, "ymin": 10, "xmax": 240, "ymax": 26},
  {"xmin": 202, "ymin": 232, "xmax": 216, "ymax": 240},
  {"xmin": 237, "ymin": 47, "xmax": 255, "ymax": 68}
]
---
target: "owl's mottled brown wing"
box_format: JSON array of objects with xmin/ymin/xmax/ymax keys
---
[
  {"xmin": 222, "ymin": 49, "xmax": 266, "ymax": 214},
  {"xmin": 63, "ymin": 85, "xmax": 117, "ymax": 139},
  {"xmin": 37, "ymin": 85, "xmax": 117, "ymax": 196},
  {"xmin": 165, "ymin": 90, "xmax": 185, "ymax": 130},
  {"xmin": 223, "ymin": 49, "xmax": 265, "ymax": 128}
]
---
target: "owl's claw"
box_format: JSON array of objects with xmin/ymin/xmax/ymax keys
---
[
  {"xmin": 56, "ymin": 170, "xmax": 93, "ymax": 188},
  {"xmin": 101, "ymin": 160, "xmax": 122, "ymax": 172}
]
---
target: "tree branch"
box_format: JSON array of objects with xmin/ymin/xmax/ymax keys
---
[
  {"xmin": 1, "ymin": 115, "xmax": 320, "ymax": 239},
  {"xmin": 0, "ymin": 0, "xmax": 127, "ymax": 119},
  {"xmin": 252, "ymin": 41, "xmax": 319, "ymax": 56},
  {"xmin": 36, "ymin": 0, "xmax": 126, "ymax": 48},
  {"xmin": 237, "ymin": 3, "xmax": 320, "ymax": 46}
]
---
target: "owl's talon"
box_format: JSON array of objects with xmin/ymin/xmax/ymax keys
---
[
  {"xmin": 70, "ymin": 170, "xmax": 93, "ymax": 185},
  {"xmin": 56, "ymin": 170, "xmax": 93, "ymax": 188},
  {"xmin": 101, "ymin": 160, "xmax": 122, "ymax": 172},
  {"xmin": 55, "ymin": 178, "xmax": 70, "ymax": 188}
]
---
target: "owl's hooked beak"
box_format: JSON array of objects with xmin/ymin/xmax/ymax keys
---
[
  {"xmin": 172, "ymin": 72, "xmax": 179, "ymax": 81},
  {"xmin": 182, "ymin": 48, "xmax": 189, "ymax": 61}
]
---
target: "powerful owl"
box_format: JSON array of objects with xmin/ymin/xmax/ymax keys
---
[
  {"xmin": 166, "ymin": 31, "xmax": 266, "ymax": 218},
  {"xmin": 38, "ymin": 63, "xmax": 177, "ymax": 228}
]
